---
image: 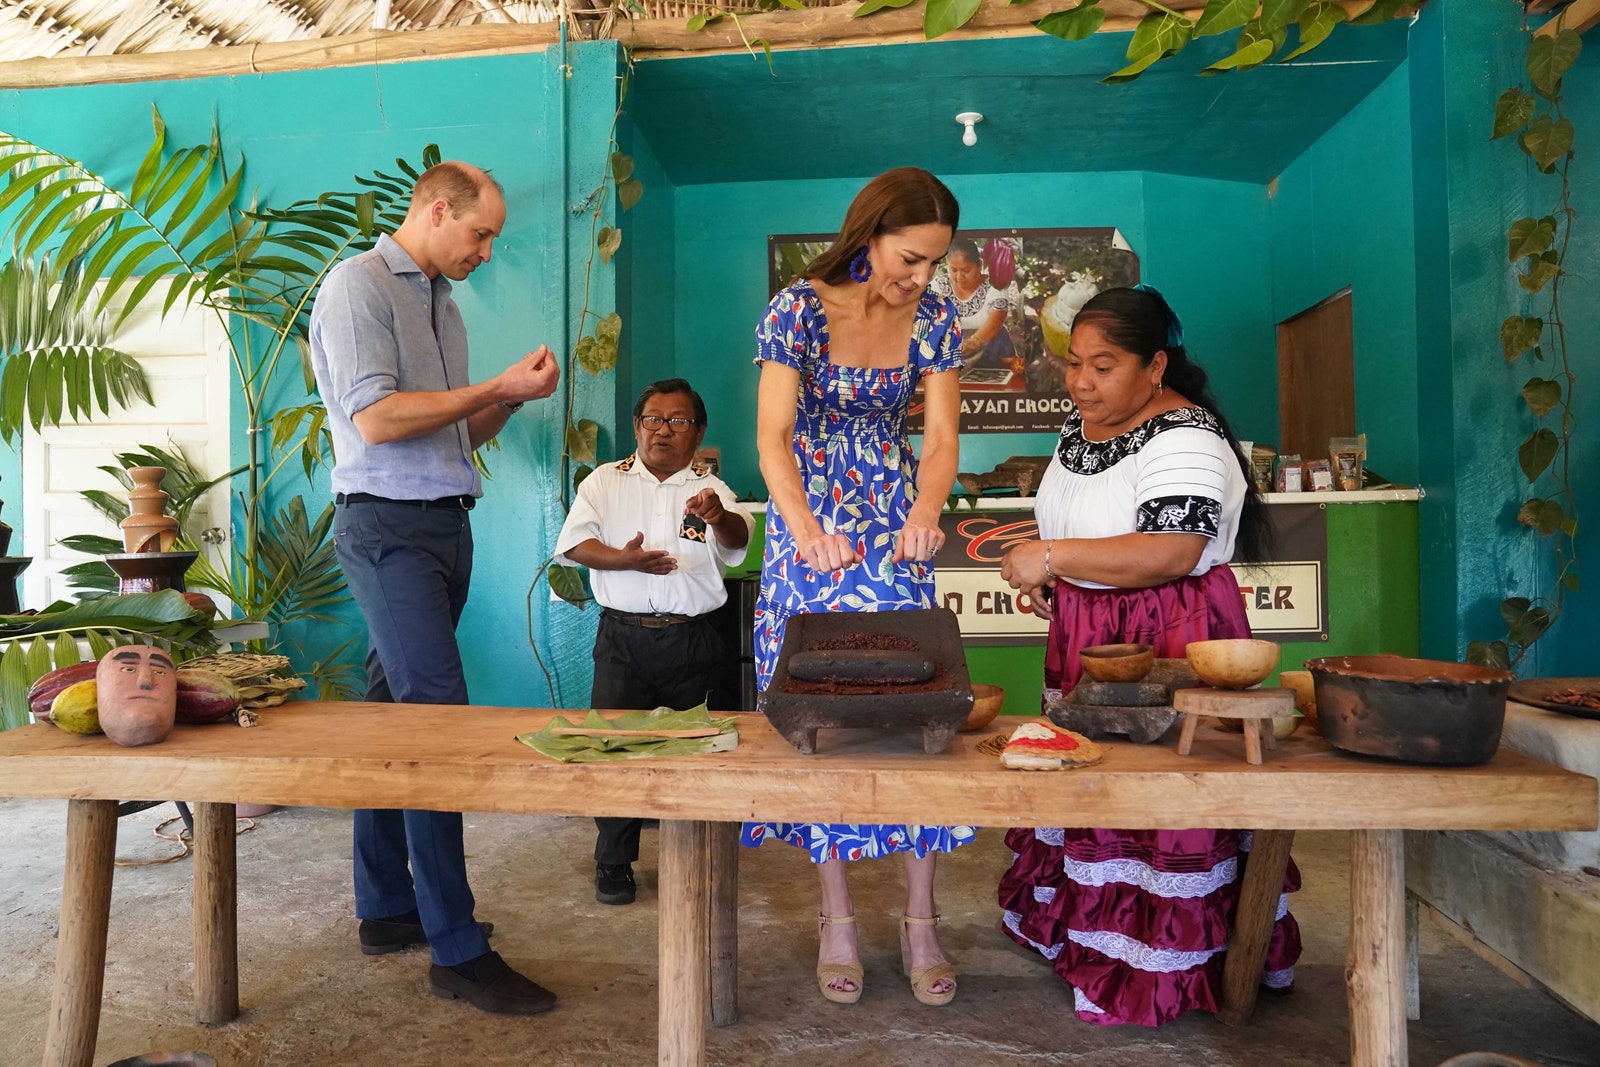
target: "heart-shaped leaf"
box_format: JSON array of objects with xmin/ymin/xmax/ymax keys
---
[
  {"xmin": 573, "ymin": 463, "xmax": 595, "ymax": 492},
  {"xmin": 1527, "ymin": 29, "xmax": 1582, "ymax": 98},
  {"xmin": 1126, "ymin": 11, "xmax": 1193, "ymax": 59},
  {"xmin": 1509, "ymin": 604, "xmax": 1552, "ymax": 648},
  {"xmin": 1103, "ymin": 49, "xmax": 1164, "ymax": 82},
  {"xmin": 565, "ymin": 418, "xmax": 600, "ymax": 464},
  {"xmin": 1520, "ymin": 114, "xmax": 1575, "ymax": 172},
  {"xmin": 618, "ymin": 178, "xmax": 643, "ymax": 211},
  {"xmin": 597, "ymin": 225, "xmax": 621, "ymax": 265},
  {"xmin": 1194, "ymin": 0, "xmax": 1256, "ymax": 38},
  {"xmin": 1034, "ymin": 2, "xmax": 1105, "ymax": 40},
  {"xmin": 1282, "ymin": 1, "xmax": 1342, "ymax": 62},
  {"xmin": 1202, "ymin": 21, "xmax": 1284, "ymax": 74},
  {"xmin": 546, "ymin": 563, "xmax": 591, "ymax": 607},
  {"xmin": 924, "ymin": 0, "xmax": 982, "ymax": 39},
  {"xmin": 1465, "ymin": 640, "xmax": 1511, "ymax": 671},
  {"xmin": 1518, "ymin": 251, "xmax": 1559, "ymax": 293},
  {"xmin": 1492, "ymin": 87, "xmax": 1535, "ymax": 139},
  {"xmin": 1518, "ymin": 427, "xmax": 1559, "ymax": 482},
  {"xmin": 596, "ymin": 311, "xmax": 622, "ymax": 345},
  {"xmin": 1500, "ymin": 315, "xmax": 1544, "ymax": 362},
  {"xmin": 1522, "ymin": 376, "xmax": 1561, "ymax": 418},
  {"xmin": 853, "ymin": 0, "xmax": 915, "ymax": 16},
  {"xmin": 1350, "ymin": 0, "xmax": 1404, "ymax": 25},
  {"xmin": 1259, "ymin": 0, "xmax": 1310, "ymax": 33},
  {"xmin": 610, "ymin": 152, "xmax": 634, "ymax": 184},
  {"xmin": 1500, "ymin": 596, "xmax": 1533, "ymax": 629},
  {"xmin": 1507, "ymin": 215, "xmax": 1556, "ymax": 261}
]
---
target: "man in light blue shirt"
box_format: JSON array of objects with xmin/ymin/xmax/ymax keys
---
[{"xmin": 310, "ymin": 160, "xmax": 560, "ymax": 1016}]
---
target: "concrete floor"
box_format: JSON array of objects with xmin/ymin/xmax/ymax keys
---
[{"xmin": 2, "ymin": 799, "xmax": 1598, "ymax": 1067}]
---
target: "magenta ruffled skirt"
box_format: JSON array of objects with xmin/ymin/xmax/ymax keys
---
[{"xmin": 998, "ymin": 567, "xmax": 1303, "ymax": 1026}]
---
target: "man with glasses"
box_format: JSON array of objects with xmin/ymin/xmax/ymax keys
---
[{"xmin": 554, "ymin": 378, "xmax": 753, "ymax": 904}]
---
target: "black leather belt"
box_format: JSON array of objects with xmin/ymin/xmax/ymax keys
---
[
  {"xmin": 336, "ymin": 492, "xmax": 475, "ymax": 511},
  {"xmin": 602, "ymin": 607, "xmax": 694, "ymax": 628}
]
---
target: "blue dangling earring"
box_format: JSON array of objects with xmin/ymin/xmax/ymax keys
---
[{"xmin": 849, "ymin": 246, "xmax": 872, "ymax": 283}]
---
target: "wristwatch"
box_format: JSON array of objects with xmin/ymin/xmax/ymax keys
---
[{"xmin": 498, "ymin": 400, "xmax": 525, "ymax": 414}]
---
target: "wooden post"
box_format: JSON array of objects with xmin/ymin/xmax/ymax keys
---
[
  {"xmin": 42, "ymin": 798, "xmax": 118, "ymax": 1067},
  {"xmin": 1217, "ymin": 829, "xmax": 1295, "ymax": 1026},
  {"xmin": 659, "ymin": 819, "xmax": 709, "ymax": 1067},
  {"xmin": 1347, "ymin": 829, "xmax": 1407, "ymax": 1067},
  {"xmin": 707, "ymin": 821, "xmax": 739, "ymax": 1028},
  {"xmin": 1404, "ymin": 892, "xmax": 1421, "ymax": 1021},
  {"xmin": 1242, "ymin": 720, "xmax": 1264, "ymax": 765},
  {"xmin": 193, "ymin": 802, "xmax": 239, "ymax": 1024}
]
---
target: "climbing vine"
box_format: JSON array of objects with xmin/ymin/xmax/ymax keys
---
[{"xmin": 1467, "ymin": 22, "xmax": 1583, "ymax": 671}]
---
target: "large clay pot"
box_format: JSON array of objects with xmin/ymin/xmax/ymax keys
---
[{"xmin": 96, "ymin": 644, "xmax": 177, "ymax": 747}]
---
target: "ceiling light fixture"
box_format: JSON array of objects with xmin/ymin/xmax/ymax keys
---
[{"xmin": 955, "ymin": 112, "xmax": 983, "ymax": 148}]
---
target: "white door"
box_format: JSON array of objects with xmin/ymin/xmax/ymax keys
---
[{"xmin": 22, "ymin": 292, "xmax": 232, "ymax": 608}]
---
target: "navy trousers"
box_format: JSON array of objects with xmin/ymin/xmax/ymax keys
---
[
  {"xmin": 333, "ymin": 498, "xmax": 490, "ymax": 967},
  {"xmin": 591, "ymin": 610, "xmax": 734, "ymax": 865}
]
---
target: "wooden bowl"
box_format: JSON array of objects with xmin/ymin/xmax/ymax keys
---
[
  {"xmin": 1278, "ymin": 670, "xmax": 1318, "ymax": 731},
  {"xmin": 962, "ymin": 683, "xmax": 1005, "ymax": 732},
  {"xmin": 1185, "ymin": 639, "xmax": 1281, "ymax": 689},
  {"xmin": 1078, "ymin": 643, "xmax": 1155, "ymax": 683}
]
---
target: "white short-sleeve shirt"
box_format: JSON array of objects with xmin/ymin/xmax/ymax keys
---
[
  {"xmin": 554, "ymin": 454, "xmax": 755, "ymax": 616},
  {"xmin": 1034, "ymin": 405, "xmax": 1246, "ymax": 590}
]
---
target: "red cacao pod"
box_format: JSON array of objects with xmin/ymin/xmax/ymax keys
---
[
  {"xmin": 28, "ymin": 661, "xmax": 100, "ymax": 722},
  {"xmin": 174, "ymin": 668, "xmax": 240, "ymax": 724}
]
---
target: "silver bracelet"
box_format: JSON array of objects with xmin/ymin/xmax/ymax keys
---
[
  {"xmin": 1043, "ymin": 539, "xmax": 1056, "ymax": 579},
  {"xmin": 498, "ymin": 400, "xmax": 525, "ymax": 414}
]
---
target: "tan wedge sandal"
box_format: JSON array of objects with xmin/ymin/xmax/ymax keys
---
[
  {"xmin": 899, "ymin": 913, "xmax": 957, "ymax": 1006},
  {"xmin": 817, "ymin": 913, "xmax": 864, "ymax": 1005}
]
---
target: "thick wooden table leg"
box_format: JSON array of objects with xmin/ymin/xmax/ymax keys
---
[
  {"xmin": 1218, "ymin": 828, "xmax": 1295, "ymax": 1026},
  {"xmin": 660, "ymin": 820, "xmax": 709, "ymax": 1067},
  {"xmin": 193, "ymin": 802, "xmax": 239, "ymax": 1024},
  {"xmin": 1348, "ymin": 829, "xmax": 1407, "ymax": 1067},
  {"xmin": 708, "ymin": 821, "xmax": 739, "ymax": 1028},
  {"xmin": 42, "ymin": 798, "xmax": 117, "ymax": 1067}
]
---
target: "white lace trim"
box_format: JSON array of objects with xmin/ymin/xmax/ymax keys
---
[
  {"xmin": 1276, "ymin": 892, "xmax": 1290, "ymax": 922},
  {"xmin": 1034, "ymin": 827, "xmax": 1066, "ymax": 847},
  {"xmin": 1044, "ymin": 686, "xmax": 1063, "ymax": 705},
  {"xmin": 1033, "ymin": 885, "xmax": 1057, "ymax": 904},
  {"xmin": 1003, "ymin": 909, "xmax": 1063, "ymax": 960},
  {"xmin": 1263, "ymin": 966, "xmax": 1295, "ymax": 989},
  {"xmin": 1239, "ymin": 830, "xmax": 1254, "ymax": 852},
  {"xmin": 1060, "ymin": 854, "xmax": 1238, "ymax": 899},
  {"xmin": 1073, "ymin": 987, "xmax": 1106, "ymax": 1014},
  {"xmin": 1066, "ymin": 928, "xmax": 1222, "ymax": 973}
]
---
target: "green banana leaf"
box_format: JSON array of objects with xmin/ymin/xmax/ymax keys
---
[
  {"xmin": 517, "ymin": 703, "xmax": 739, "ymax": 763},
  {"xmin": 0, "ymin": 590, "xmax": 217, "ymax": 729}
]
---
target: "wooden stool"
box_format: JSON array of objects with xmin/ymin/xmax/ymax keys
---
[{"xmin": 1172, "ymin": 688, "xmax": 1295, "ymax": 765}]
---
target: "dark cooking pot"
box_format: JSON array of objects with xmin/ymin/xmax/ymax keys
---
[{"xmin": 1304, "ymin": 654, "xmax": 1515, "ymax": 765}]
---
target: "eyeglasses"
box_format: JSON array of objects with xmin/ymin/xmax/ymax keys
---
[{"xmin": 637, "ymin": 415, "xmax": 697, "ymax": 433}]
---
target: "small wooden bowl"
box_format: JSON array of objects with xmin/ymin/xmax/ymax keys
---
[
  {"xmin": 962, "ymin": 683, "xmax": 1005, "ymax": 732},
  {"xmin": 1078, "ymin": 643, "xmax": 1155, "ymax": 683},
  {"xmin": 1185, "ymin": 639, "xmax": 1280, "ymax": 689}
]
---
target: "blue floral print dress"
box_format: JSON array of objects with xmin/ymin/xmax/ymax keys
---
[{"xmin": 740, "ymin": 278, "xmax": 978, "ymax": 863}]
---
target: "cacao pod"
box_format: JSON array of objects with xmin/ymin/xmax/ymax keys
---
[
  {"xmin": 175, "ymin": 668, "xmax": 241, "ymax": 724},
  {"xmin": 28, "ymin": 661, "xmax": 100, "ymax": 722},
  {"xmin": 49, "ymin": 679, "xmax": 103, "ymax": 735},
  {"xmin": 182, "ymin": 591, "xmax": 219, "ymax": 621}
]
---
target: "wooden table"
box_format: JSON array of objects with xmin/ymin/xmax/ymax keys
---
[{"xmin": 1, "ymin": 703, "xmax": 1594, "ymax": 1067}]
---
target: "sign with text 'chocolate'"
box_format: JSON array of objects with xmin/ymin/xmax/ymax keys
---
[{"xmin": 932, "ymin": 504, "xmax": 1329, "ymax": 646}]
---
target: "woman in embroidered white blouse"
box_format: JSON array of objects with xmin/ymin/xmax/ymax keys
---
[{"xmin": 994, "ymin": 285, "xmax": 1302, "ymax": 1027}]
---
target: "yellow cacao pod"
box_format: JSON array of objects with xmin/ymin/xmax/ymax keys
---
[{"xmin": 49, "ymin": 679, "xmax": 102, "ymax": 735}]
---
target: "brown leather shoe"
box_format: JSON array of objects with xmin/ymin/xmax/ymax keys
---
[{"xmin": 428, "ymin": 951, "xmax": 558, "ymax": 1016}]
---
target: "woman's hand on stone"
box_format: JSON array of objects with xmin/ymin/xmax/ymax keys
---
[{"xmin": 799, "ymin": 532, "xmax": 859, "ymax": 573}]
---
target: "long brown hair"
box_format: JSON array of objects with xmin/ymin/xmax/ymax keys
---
[{"xmin": 804, "ymin": 168, "xmax": 960, "ymax": 286}]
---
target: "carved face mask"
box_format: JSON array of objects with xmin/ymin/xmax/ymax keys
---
[{"xmin": 97, "ymin": 644, "xmax": 177, "ymax": 747}]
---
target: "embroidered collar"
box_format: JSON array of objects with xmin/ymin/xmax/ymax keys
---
[
  {"xmin": 1055, "ymin": 406, "xmax": 1224, "ymax": 476},
  {"xmin": 614, "ymin": 453, "xmax": 711, "ymax": 479}
]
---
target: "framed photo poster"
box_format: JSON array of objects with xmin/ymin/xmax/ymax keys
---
[{"xmin": 767, "ymin": 227, "xmax": 1140, "ymax": 433}]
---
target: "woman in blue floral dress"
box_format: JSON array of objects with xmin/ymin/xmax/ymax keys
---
[{"xmin": 740, "ymin": 168, "xmax": 971, "ymax": 1008}]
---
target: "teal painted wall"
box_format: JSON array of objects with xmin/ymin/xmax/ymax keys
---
[
  {"xmin": 0, "ymin": 43, "xmax": 623, "ymax": 708},
  {"xmin": 1270, "ymin": 64, "xmax": 1420, "ymax": 488},
  {"xmin": 665, "ymin": 170, "xmax": 1280, "ymax": 499},
  {"xmin": 1406, "ymin": 2, "xmax": 1594, "ymax": 673}
]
